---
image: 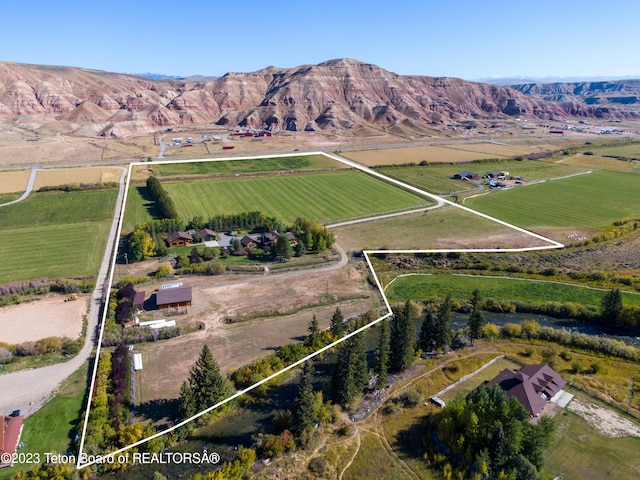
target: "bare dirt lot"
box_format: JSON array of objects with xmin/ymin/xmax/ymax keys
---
[
  {"xmin": 568, "ymin": 397, "xmax": 640, "ymax": 438},
  {"xmin": 134, "ymin": 261, "xmax": 384, "ymax": 404},
  {"xmin": 0, "ymin": 295, "xmax": 87, "ymax": 344}
]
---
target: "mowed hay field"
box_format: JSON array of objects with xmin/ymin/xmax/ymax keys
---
[
  {"xmin": 385, "ymin": 273, "xmax": 640, "ymax": 307},
  {"xmin": 0, "ymin": 222, "xmax": 111, "ymax": 282},
  {"xmin": 343, "ymin": 143, "xmax": 537, "ymax": 166},
  {"xmin": 0, "ymin": 190, "xmax": 118, "ymax": 228},
  {"xmin": 0, "ymin": 189, "xmax": 118, "ymax": 282},
  {"xmin": 465, "ymin": 170, "xmax": 640, "ymax": 229},
  {"xmin": 0, "ymin": 169, "xmax": 31, "ymax": 193},
  {"xmin": 163, "ymin": 171, "xmax": 433, "ymax": 224},
  {"xmin": 148, "ymin": 154, "xmax": 342, "ymax": 177}
]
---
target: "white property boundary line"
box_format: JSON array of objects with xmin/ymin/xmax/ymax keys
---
[{"xmin": 76, "ymin": 151, "xmax": 564, "ymax": 469}]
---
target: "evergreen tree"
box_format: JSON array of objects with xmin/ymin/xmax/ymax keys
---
[
  {"xmin": 178, "ymin": 381, "xmax": 195, "ymax": 421},
  {"xmin": 332, "ymin": 333, "xmax": 368, "ymax": 405},
  {"xmin": 304, "ymin": 315, "xmax": 322, "ymax": 350},
  {"xmin": 188, "ymin": 345, "xmax": 232, "ymax": 412},
  {"xmin": 467, "ymin": 288, "xmax": 484, "ymax": 346},
  {"xmin": 489, "ymin": 421, "xmax": 508, "ymax": 473},
  {"xmin": 418, "ymin": 310, "xmax": 436, "ymax": 353},
  {"xmin": 294, "ymin": 241, "xmax": 307, "ymax": 257},
  {"xmin": 601, "ymin": 288, "xmax": 623, "ymax": 325},
  {"xmin": 329, "ymin": 307, "xmax": 345, "ymax": 338},
  {"xmin": 273, "ymin": 233, "xmax": 293, "ymax": 261},
  {"xmin": 435, "ymin": 294, "xmax": 454, "ymax": 352},
  {"xmin": 374, "ymin": 319, "xmax": 390, "ymax": 388},
  {"xmin": 291, "ymin": 363, "xmax": 318, "ymax": 437},
  {"xmin": 189, "ymin": 247, "xmax": 202, "ymax": 264},
  {"xmin": 389, "ymin": 302, "xmax": 418, "ymax": 372}
]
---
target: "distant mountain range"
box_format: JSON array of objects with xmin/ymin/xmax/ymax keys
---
[
  {"xmin": 477, "ymin": 75, "xmax": 640, "ymax": 85},
  {"xmin": 1, "ymin": 59, "xmax": 638, "ymax": 138}
]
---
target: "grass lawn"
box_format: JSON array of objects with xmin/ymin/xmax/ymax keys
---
[
  {"xmin": 542, "ymin": 410, "xmax": 640, "ymax": 480},
  {"xmin": 163, "ymin": 170, "xmax": 432, "ymax": 225},
  {"xmin": 0, "ymin": 221, "xmax": 111, "ymax": 282},
  {"xmin": 438, "ymin": 356, "xmax": 522, "ymax": 403},
  {"xmin": 385, "ymin": 274, "xmax": 640, "ymax": 307},
  {"xmin": 0, "ymin": 363, "xmax": 88, "ymax": 480},
  {"xmin": 150, "ymin": 154, "xmax": 342, "ymax": 177},
  {"xmin": 0, "ymin": 190, "xmax": 117, "ymax": 229},
  {"xmin": 465, "ymin": 170, "xmax": 640, "ymax": 229}
]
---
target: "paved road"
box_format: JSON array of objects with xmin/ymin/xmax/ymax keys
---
[
  {"xmin": 0, "ymin": 167, "xmax": 128, "ymax": 417},
  {"xmin": 0, "ymin": 168, "xmax": 37, "ymax": 207}
]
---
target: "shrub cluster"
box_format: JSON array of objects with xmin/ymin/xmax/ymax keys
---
[{"xmin": 38, "ymin": 182, "xmax": 118, "ymax": 192}]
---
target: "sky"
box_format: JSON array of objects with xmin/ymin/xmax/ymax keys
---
[{"xmin": 2, "ymin": 0, "xmax": 639, "ymax": 80}]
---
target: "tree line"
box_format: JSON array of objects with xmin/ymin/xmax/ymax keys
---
[{"xmin": 146, "ymin": 176, "xmax": 178, "ymax": 220}]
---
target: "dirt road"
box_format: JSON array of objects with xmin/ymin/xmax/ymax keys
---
[{"xmin": 0, "ymin": 167, "xmax": 127, "ymax": 417}]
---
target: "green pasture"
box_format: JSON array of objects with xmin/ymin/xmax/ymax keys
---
[
  {"xmin": 465, "ymin": 170, "xmax": 640, "ymax": 228},
  {"xmin": 0, "ymin": 193, "xmax": 21, "ymax": 205},
  {"xmin": 122, "ymin": 186, "xmax": 157, "ymax": 233},
  {"xmin": 542, "ymin": 411, "xmax": 640, "ymax": 480},
  {"xmin": 0, "ymin": 189, "xmax": 117, "ymax": 229},
  {"xmin": 162, "ymin": 171, "xmax": 432, "ymax": 225},
  {"xmin": 385, "ymin": 274, "xmax": 640, "ymax": 307},
  {"xmin": 438, "ymin": 357, "xmax": 522, "ymax": 403},
  {"xmin": 0, "ymin": 363, "xmax": 87, "ymax": 480},
  {"xmin": 379, "ymin": 159, "xmax": 586, "ymax": 195},
  {"xmin": 0, "ymin": 221, "xmax": 111, "ymax": 282},
  {"xmin": 151, "ymin": 154, "xmax": 341, "ymax": 177},
  {"xmin": 586, "ymin": 142, "xmax": 640, "ymax": 160}
]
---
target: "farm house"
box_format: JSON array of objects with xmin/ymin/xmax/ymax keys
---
[
  {"xmin": 166, "ymin": 231, "xmax": 194, "ymax": 248},
  {"xmin": 155, "ymin": 285, "xmax": 192, "ymax": 315}
]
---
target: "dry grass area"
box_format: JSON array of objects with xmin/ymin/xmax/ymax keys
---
[
  {"xmin": 332, "ymin": 207, "xmax": 551, "ymax": 252},
  {"xmin": 342, "ymin": 143, "xmax": 537, "ymax": 166},
  {"xmin": 0, "ymin": 169, "xmax": 31, "ymax": 193},
  {"xmin": 33, "ymin": 166, "xmax": 124, "ymax": 188},
  {"xmin": 0, "ymin": 133, "xmax": 105, "ymax": 166},
  {"xmin": 0, "ymin": 295, "xmax": 87, "ymax": 344},
  {"xmin": 559, "ymin": 154, "xmax": 638, "ymax": 172},
  {"xmin": 134, "ymin": 262, "xmax": 384, "ymax": 403}
]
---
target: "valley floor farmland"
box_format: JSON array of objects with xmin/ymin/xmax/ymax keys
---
[
  {"xmin": 332, "ymin": 206, "xmax": 550, "ymax": 251},
  {"xmin": 385, "ymin": 273, "xmax": 640, "ymax": 307},
  {"xmin": 378, "ymin": 159, "xmax": 588, "ymax": 195},
  {"xmin": 464, "ymin": 170, "xmax": 640, "ymax": 231},
  {"xmin": 125, "ymin": 169, "xmax": 434, "ymax": 230},
  {"xmin": 0, "ymin": 189, "xmax": 117, "ymax": 282},
  {"xmin": 342, "ymin": 142, "xmax": 540, "ymax": 166}
]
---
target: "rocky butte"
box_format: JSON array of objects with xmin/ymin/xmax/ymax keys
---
[{"xmin": 0, "ymin": 58, "xmax": 638, "ymax": 138}]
